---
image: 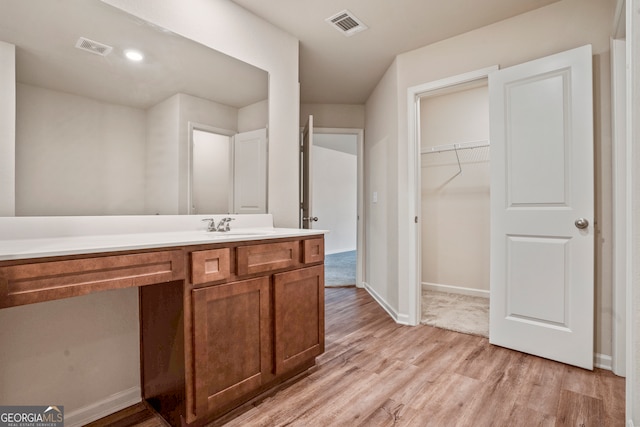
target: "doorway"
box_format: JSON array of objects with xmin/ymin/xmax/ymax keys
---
[
  {"xmin": 314, "ymin": 132, "xmax": 358, "ymax": 286},
  {"xmin": 188, "ymin": 124, "xmax": 268, "ymax": 215},
  {"xmin": 190, "ymin": 126, "xmax": 233, "ymax": 214},
  {"xmin": 409, "ymin": 45, "xmax": 599, "ymax": 371},
  {"xmin": 419, "ymin": 81, "xmax": 490, "ymax": 337},
  {"xmin": 300, "ymin": 119, "xmax": 365, "ymax": 287}
]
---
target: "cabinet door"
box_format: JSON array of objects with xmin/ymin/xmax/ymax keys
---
[
  {"xmin": 273, "ymin": 265, "xmax": 324, "ymax": 374},
  {"xmin": 192, "ymin": 276, "xmax": 271, "ymax": 418}
]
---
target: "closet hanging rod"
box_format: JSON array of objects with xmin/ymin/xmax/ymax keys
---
[{"xmin": 421, "ymin": 139, "xmax": 490, "ymax": 155}]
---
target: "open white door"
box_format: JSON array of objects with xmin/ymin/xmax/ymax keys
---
[
  {"xmin": 300, "ymin": 116, "xmax": 317, "ymax": 229},
  {"xmin": 233, "ymin": 128, "xmax": 267, "ymax": 214},
  {"xmin": 489, "ymin": 45, "xmax": 594, "ymax": 369}
]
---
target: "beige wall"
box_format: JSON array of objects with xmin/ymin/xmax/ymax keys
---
[
  {"xmin": 16, "ymin": 84, "xmax": 147, "ymax": 216},
  {"xmin": 0, "ymin": 41, "xmax": 15, "ymax": 216},
  {"xmin": 630, "ymin": 0, "xmax": 640, "ymax": 422},
  {"xmin": 0, "ymin": 289, "xmax": 141, "ymax": 415},
  {"xmin": 365, "ymin": 0, "xmax": 617, "ymax": 344},
  {"xmin": 145, "ymin": 94, "xmax": 180, "ymax": 214},
  {"xmin": 364, "ymin": 59, "xmax": 400, "ymax": 314},
  {"xmin": 300, "ymin": 103, "xmax": 365, "ymax": 129},
  {"xmin": 420, "ymin": 85, "xmax": 490, "ymax": 292},
  {"xmin": 238, "ymin": 99, "xmax": 268, "ymax": 133}
]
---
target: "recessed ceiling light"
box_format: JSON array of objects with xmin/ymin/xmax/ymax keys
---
[{"xmin": 124, "ymin": 49, "xmax": 144, "ymax": 62}]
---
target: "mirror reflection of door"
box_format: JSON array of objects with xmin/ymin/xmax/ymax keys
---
[
  {"xmin": 191, "ymin": 127, "xmax": 268, "ymax": 215},
  {"xmin": 191, "ymin": 129, "xmax": 232, "ymax": 214}
]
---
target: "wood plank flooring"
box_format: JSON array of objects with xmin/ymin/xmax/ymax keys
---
[
  {"xmin": 90, "ymin": 287, "xmax": 625, "ymax": 426},
  {"xmin": 220, "ymin": 287, "xmax": 625, "ymax": 427}
]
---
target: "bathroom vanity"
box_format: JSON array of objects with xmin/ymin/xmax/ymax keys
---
[{"xmin": 0, "ymin": 215, "xmax": 326, "ymax": 426}]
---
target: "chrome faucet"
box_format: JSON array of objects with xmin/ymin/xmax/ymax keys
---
[
  {"xmin": 216, "ymin": 217, "xmax": 235, "ymax": 232},
  {"xmin": 202, "ymin": 218, "xmax": 217, "ymax": 232},
  {"xmin": 202, "ymin": 217, "xmax": 235, "ymax": 232}
]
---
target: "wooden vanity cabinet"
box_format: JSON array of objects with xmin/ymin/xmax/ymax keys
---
[
  {"xmin": 0, "ymin": 234, "xmax": 324, "ymax": 427},
  {"xmin": 181, "ymin": 236, "xmax": 325, "ymax": 425}
]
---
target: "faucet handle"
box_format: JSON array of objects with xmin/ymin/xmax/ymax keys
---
[
  {"xmin": 223, "ymin": 217, "xmax": 235, "ymax": 231},
  {"xmin": 201, "ymin": 218, "xmax": 216, "ymax": 231}
]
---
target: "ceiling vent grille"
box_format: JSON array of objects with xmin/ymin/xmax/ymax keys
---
[
  {"xmin": 75, "ymin": 37, "xmax": 113, "ymax": 56},
  {"xmin": 325, "ymin": 10, "xmax": 368, "ymax": 37}
]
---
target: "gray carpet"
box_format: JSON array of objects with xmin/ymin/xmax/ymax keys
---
[
  {"xmin": 421, "ymin": 289, "xmax": 489, "ymax": 337},
  {"xmin": 324, "ymin": 250, "xmax": 356, "ymax": 286}
]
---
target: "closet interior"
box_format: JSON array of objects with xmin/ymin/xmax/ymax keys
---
[{"xmin": 419, "ymin": 81, "xmax": 491, "ymax": 335}]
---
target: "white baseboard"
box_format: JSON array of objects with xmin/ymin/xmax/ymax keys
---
[
  {"xmin": 64, "ymin": 386, "xmax": 141, "ymax": 427},
  {"xmin": 594, "ymin": 353, "xmax": 613, "ymax": 371},
  {"xmin": 422, "ymin": 282, "xmax": 490, "ymax": 299},
  {"xmin": 362, "ymin": 282, "xmax": 409, "ymax": 325}
]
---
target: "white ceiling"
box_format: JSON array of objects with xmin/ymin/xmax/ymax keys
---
[
  {"xmin": 232, "ymin": 0, "xmax": 561, "ymax": 104},
  {"xmin": 0, "ymin": 0, "xmax": 267, "ymax": 109}
]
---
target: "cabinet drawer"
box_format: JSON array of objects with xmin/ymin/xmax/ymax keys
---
[
  {"xmin": 302, "ymin": 238, "xmax": 324, "ymax": 264},
  {"xmin": 0, "ymin": 250, "xmax": 184, "ymax": 308},
  {"xmin": 191, "ymin": 248, "xmax": 231, "ymax": 285},
  {"xmin": 236, "ymin": 241, "xmax": 300, "ymax": 276}
]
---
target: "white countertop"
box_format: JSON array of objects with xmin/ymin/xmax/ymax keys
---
[
  {"xmin": 0, "ymin": 215, "xmax": 327, "ymax": 261},
  {"xmin": 0, "ymin": 227, "xmax": 326, "ymax": 261}
]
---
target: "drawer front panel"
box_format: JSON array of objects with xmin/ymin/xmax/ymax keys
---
[
  {"xmin": 303, "ymin": 238, "xmax": 324, "ymax": 264},
  {"xmin": 0, "ymin": 250, "xmax": 184, "ymax": 308},
  {"xmin": 191, "ymin": 248, "xmax": 231, "ymax": 285},
  {"xmin": 236, "ymin": 241, "xmax": 300, "ymax": 276}
]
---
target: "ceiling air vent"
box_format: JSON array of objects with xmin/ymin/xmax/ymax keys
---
[
  {"xmin": 325, "ymin": 9, "xmax": 368, "ymax": 37},
  {"xmin": 75, "ymin": 37, "xmax": 113, "ymax": 56}
]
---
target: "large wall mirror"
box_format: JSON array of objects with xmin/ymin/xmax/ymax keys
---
[{"xmin": 0, "ymin": 0, "xmax": 269, "ymax": 216}]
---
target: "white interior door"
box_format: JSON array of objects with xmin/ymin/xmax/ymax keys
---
[
  {"xmin": 300, "ymin": 115, "xmax": 316, "ymax": 229},
  {"xmin": 489, "ymin": 45, "xmax": 594, "ymax": 369},
  {"xmin": 233, "ymin": 128, "xmax": 267, "ymax": 214}
]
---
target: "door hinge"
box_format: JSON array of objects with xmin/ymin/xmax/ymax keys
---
[{"xmin": 415, "ymin": 216, "xmax": 418, "ymax": 223}]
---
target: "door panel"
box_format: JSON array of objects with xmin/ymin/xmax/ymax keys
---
[
  {"xmin": 233, "ymin": 128, "xmax": 267, "ymax": 214},
  {"xmin": 192, "ymin": 277, "xmax": 272, "ymax": 417},
  {"xmin": 300, "ymin": 116, "xmax": 314, "ymax": 229},
  {"xmin": 489, "ymin": 45, "xmax": 594, "ymax": 369}
]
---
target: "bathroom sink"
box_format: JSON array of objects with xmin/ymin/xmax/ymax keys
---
[{"xmin": 204, "ymin": 230, "xmax": 276, "ymax": 239}]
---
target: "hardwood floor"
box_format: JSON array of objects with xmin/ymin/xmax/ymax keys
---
[
  {"xmin": 90, "ymin": 287, "xmax": 625, "ymax": 426},
  {"xmin": 220, "ymin": 287, "xmax": 625, "ymax": 427}
]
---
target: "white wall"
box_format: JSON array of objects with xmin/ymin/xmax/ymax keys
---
[
  {"xmin": 300, "ymin": 104, "xmax": 365, "ymax": 129},
  {"xmin": 103, "ymin": 0, "xmax": 300, "ymax": 228},
  {"xmin": 364, "ymin": 60, "xmax": 400, "ymax": 315},
  {"xmin": 0, "ymin": 41, "xmax": 15, "ymax": 216},
  {"xmin": 16, "ymin": 84, "xmax": 146, "ymax": 216},
  {"xmin": 313, "ymin": 134, "xmax": 357, "ymax": 254},
  {"xmin": 629, "ymin": 0, "xmax": 640, "ymax": 422},
  {"xmin": 238, "ymin": 99, "xmax": 268, "ymax": 132},
  {"xmin": 145, "ymin": 94, "xmax": 180, "ymax": 214},
  {"xmin": 0, "ymin": 288, "xmax": 141, "ymax": 421},
  {"xmin": 365, "ymin": 0, "xmax": 616, "ymax": 334},
  {"xmin": 421, "ymin": 85, "xmax": 490, "ymax": 292}
]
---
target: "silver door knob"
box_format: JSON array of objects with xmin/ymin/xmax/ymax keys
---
[
  {"xmin": 574, "ymin": 218, "xmax": 589, "ymax": 229},
  {"xmin": 303, "ymin": 216, "xmax": 318, "ymax": 222}
]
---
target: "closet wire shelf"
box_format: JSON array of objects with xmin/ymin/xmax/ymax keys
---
[
  {"xmin": 420, "ymin": 139, "xmax": 490, "ymax": 155},
  {"xmin": 420, "ymin": 139, "xmax": 490, "ymax": 178}
]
